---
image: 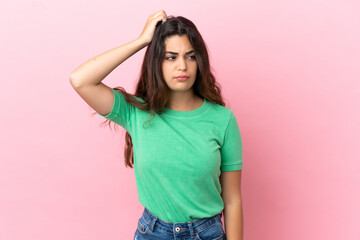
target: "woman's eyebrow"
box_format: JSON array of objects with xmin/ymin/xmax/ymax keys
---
[{"xmin": 165, "ymin": 50, "xmax": 194, "ymax": 55}]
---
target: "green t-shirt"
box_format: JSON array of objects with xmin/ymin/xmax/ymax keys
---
[{"xmin": 98, "ymin": 88, "xmax": 243, "ymax": 223}]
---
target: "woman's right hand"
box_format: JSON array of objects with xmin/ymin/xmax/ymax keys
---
[{"xmin": 138, "ymin": 10, "xmax": 167, "ymax": 45}]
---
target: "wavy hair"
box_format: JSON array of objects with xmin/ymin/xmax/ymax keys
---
[{"xmin": 92, "ymin": 15, "xmax": 225, "ymax": 168}]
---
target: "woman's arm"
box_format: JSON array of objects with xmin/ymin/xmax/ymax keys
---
[
  {"xmin": 70, "ymin": 38, "xmax": 148, "ymax": 87},
  {"xmin": 220, "ymin": 170, "xmax": 244, "ymax": 240},
  {"xmin": 70, "ymin": 10, "xmax": 167, "ymax": 87},
  {"xmin": 223, "ymin": 202, "xmax": 244, "ymax": 240}
]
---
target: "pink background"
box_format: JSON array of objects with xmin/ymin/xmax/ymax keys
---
[{"xmin": 1, "ymin": 0, "xmax": 359, "ymax": 239}]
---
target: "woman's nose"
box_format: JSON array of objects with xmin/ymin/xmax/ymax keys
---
[{"xmin": 178, "ymin": 58, "xmax": 187, "ymax": 71}]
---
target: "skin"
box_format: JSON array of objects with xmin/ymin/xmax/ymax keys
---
[
  {"xmin": 220, "ymin": 170, "xmax": 244, "ymax": 240},
  {"xmin": 161, "ymin": 34, "xmax": 204, "ymax": 111}
]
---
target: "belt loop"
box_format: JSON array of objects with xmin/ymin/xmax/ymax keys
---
[
  {"xmin": 148, "ymin": 216, "xmax": 157, "ymax": 232},
  {"xmin": 188, "ymin": 221, "xmax": 195, "ymax": 238}
]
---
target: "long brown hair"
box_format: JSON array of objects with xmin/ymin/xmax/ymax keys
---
[{"xmin": 92, "ymin": 15, "xmax": 225, "ymax": 168}]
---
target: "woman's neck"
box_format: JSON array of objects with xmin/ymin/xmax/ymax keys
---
[{"xmin": 165, "ymin": 91, "xmax": 203, "ymax": 111}]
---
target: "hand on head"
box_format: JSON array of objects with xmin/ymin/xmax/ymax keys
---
[{"xmin": 138, "ymin": 10, "xmax": 168, "ymax": 45}]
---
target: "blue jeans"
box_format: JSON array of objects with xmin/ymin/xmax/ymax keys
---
[{"xmin": 134, "ymin": 207, "xmax": 226, "ymax": 240}]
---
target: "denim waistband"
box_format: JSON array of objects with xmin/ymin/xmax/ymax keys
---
[{"xmin": 141, "ymin": 207, "xmax": 223, "ymax": 237}]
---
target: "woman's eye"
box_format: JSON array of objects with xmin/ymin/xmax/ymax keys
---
[{"xmin": 165, "ymin": 55, "xmax": 196, "ymax": 60}]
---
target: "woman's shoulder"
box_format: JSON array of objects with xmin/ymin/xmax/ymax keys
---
[{"xmin": 207, "ymin": 100, "xmax": 233, "ymax": 115}]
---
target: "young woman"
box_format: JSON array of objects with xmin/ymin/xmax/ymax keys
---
[{"xmin": 70, "ymin": 10, "xmax": 243, "ymax": 240}]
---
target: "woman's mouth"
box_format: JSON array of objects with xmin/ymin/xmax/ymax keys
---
[{"xmin": 175, "ymin": 75, "xmax": 189, "ymax": 81}]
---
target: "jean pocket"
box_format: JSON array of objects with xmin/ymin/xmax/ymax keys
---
[
  {"xmin": 195, "ymin": 220, "xmax": 226, "ymax": 240},
  {"xmin": 137, "ymin": 218, "xmax": 149, "ymax": 235}
]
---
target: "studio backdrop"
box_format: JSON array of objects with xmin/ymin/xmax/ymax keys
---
[{"xmin": 0, "ymin": 0, "xmax": 359, "ymax": 239}]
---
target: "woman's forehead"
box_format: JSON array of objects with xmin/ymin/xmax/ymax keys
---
[{"xmin": 164, "ymin": 35, "xmax": 193, "ymax": 52}]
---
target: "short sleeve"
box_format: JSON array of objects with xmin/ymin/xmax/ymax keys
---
[
  {"xmin": 220, "ymin": 111, "xmax": 243, "ymax": 172},
  {"xmin": 97, "ymin": 88, "xmax": 133, "ymax": 131}
]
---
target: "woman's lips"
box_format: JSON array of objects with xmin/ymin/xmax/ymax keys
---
[{"xmin": 175, "ymin": 76, "xmax": 189, "ymax": 81}]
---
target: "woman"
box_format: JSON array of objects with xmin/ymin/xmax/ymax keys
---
[{"xmin": 70, "ymin": 10, "xmax": 243, "ymax": 240}]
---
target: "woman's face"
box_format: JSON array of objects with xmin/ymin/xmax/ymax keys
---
[{"xmin": 161, "ymin": 35, "xmax": 198, "ymax": 94}]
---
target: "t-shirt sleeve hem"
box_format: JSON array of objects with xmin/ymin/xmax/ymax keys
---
[
  {"xmin": 221, "ymin": 163, "xmax": 243, "ymax": 172},
  {"xmin": 96, "ymin": 88, "xmax": 130, "ymax": 131},
  {"xmin": 97, "ymin": 88, "xmax": 118, "ymax": 119}
]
